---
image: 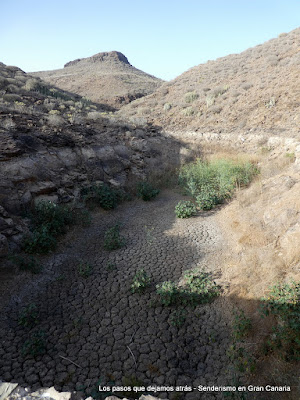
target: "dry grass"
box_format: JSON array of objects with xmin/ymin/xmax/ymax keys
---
[{"xmin": 120, "ymin": 27, "xmax": 300, "ymax": 136}]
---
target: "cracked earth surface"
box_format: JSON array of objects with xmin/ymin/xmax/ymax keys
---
[{"xmin": 0, "ymin": 190, "xmax": 234, "ymax": 399}]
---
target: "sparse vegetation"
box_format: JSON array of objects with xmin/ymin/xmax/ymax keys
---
[
  {"xmin": 104, "ymin": 224, "xmax": 126, "ymax": 250},
  {"xmin": 232, "ymin": 308, "xmax": 252, "ymax": 340},
  {"xmin": 260, "ymin": 281, "xmax": 300, "ymax": 361}
]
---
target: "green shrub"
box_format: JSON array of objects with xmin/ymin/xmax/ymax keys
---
[
  {"xmin": 29, "ymin": 201, "xmax": 74, "ymax": 235},
  {"xmin": 182, "ymin": 270, "xmax": 221, "ymax": 306},
  {"xmin": 136, "ymin": 182, "xmax": 160, "ymax": 201},
  {"xmin": 78, "ymin": 261, "xmax": 93, "ymax": 278},
  {"xmin": 131, "ymin": 269, "xmax": 151, "ymax": 293},
  {"xmin": 23, "ymin": 201, "xmax": 75, "ymax": 254},
  {"xmin": 175, "ymin": 200, "xmax": 196, "ymax": 218},
  {"xmin": 232, "ymin": 309, "xmax": 252, "ymax": 340},
  {"xmin": 22, "ymin": 330, "xmax": 46, "ymax": 358},
  {"xmin": 23, "ymin": 226, "xmax": 57, "ymax": 254},
  {"xmin": 81, "ymin": 183, "xmax": 120, "ymax": 210},
  {"xmin": 156, "ymin": 271, "xmax": 220, "ymax": 308},
  {"xmin": 179, "ymin": 158, "xmax": 258, "ymax": 210},
  {"xmin": 156, "ymin": 281, "xmax": 179, "ymax": 306},
  {"xmin": 104, "ymin": 224, "xmax": 126, "ymax": 250},
  {"xmin": 260, "ymin": 281, "xmax": 300, "ymax": 361},
  {"xmin": 11, "ymin": 254, "xmax": 41, "ymax": 273},
  {"xmin": 170, "ymin": 308, "xmax": 186, "ymax": 327}
]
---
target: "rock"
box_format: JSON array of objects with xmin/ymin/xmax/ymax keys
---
[
  {"xmin": 0, "ymin": 233, "xmax": 9, "ymax": 257},
  {"xmin": 0, "ymin": 381, "xmax": 18, "ymax": 400}
]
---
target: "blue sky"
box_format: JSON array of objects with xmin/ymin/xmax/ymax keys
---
[{"xmin": 1, "ymin": 0, "xmax": 299, "ymax": 80}]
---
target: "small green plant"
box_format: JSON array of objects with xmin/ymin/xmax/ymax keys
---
[
  {"xmin": 156, "ymin": 281, "xmax": 179, "ymax": 306},
  {"xmin": 170, "ymin": 308, "xmax": 186, "ymax": 327},
  {"xmin": 227, "ymin": 344, "xmax": 256, "ymax": 374},
  {"xmin": 131, "ymin": 269, "xmax": 151, "ymax": 293},
  {"xmin": 232, "ymin": 308, "xmax": 252, "ymax": 340},
  {"xmin": 285, "ymin": 152, "xmax": 295, "ymax": 160},
  {"xmin": 23, "ymin": 226, "xmax": 57, "ymax": 254},
  {"xmin": 23, "ymin": 201, "xmax": 75, "ymax": 254},
  {"xmin": 78, "ymin": 261, "xmax": 93, "ymax": 278},
  {"xmin": 260, "ymin": 281, "xmax": 300, "ymax": 361},
  {"xmin": 22, "ymin": 330, "xmax": 46, "ymax": 357},
  {"xmin": 18, "ymin": 303, "xmax": 39, "ymax": 328},
  {"xmin": 182, "ymin": 270, "xmax": 221, "ymax": 306},
  {"xmin": 175, "ymin": 200, "xmax": 196, "ymax": 218},
  {"xmin": 265, "ymin": 97, "xmax": 276, "ymax": 108},
  {"xmin": 81, "ymin": 183, "xmax": 120, "ymax": 210},
  {"xmin": 144, "ymin": 225, "xmax": 155, "ymax": 245},
  {"xmin": 136, "ymin": 182, "xmax": 160, "ymax": 201},
  {"xmin": 10, "ymin": 254, "xmax": 41, "ymax": 274},
  {"xmin": 104, "ymin": 224, "xmax": 126, "ymax": 250},
  {"xmin": 106, "ymin": 262, "xmax": 117, "ymax": 271}
]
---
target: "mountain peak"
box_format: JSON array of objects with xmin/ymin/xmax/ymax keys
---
[{"xmin": 64, "ymin": 51, "xmax": 131, "ymax": 68}]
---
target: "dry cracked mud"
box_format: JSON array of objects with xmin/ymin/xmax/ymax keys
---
[{"xmin": 0, "ymin": 190, "xmax": 235, "ymax": 400}]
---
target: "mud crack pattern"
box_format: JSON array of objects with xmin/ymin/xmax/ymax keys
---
[{"xmin": 0, "ymin": 191, "xmax": 233, "ymax": 399}]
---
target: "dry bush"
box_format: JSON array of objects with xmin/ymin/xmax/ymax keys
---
[
  {"xmin": 181, "ymin": 107, "xmax": 195, "ymax": 116},
  {"xmin": 184, "ymin": 91, "xmax": 199, "ymax": 103},
  {"xmin": 47, "ymin": 114, "xmax": 65, "ymax": 127},
  {"xmin": 0, "ymin": 117, "xmax": 16, "ymax": 130},
  {"xmin": 86, "ymin": 111, "xmax": 104, "ymax": 121},
  {"xmin": 24, "ymin": 78, "xmax": 40, "ymax": 91},
  {"xmin": 3, "ymin": 93, "xmax": 21, "ymax": 102},
  {"xmin": 0, "ymin": 77, "xmax": 8, "ymax": 89}
]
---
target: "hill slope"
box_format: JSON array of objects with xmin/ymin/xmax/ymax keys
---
[
  {"xmin": 120, "ymin": 28, "xmax": 300, "ymax": 135},
  {"xmin": 32, "ymin": 51, "xmax": 163, "ymax": 109}
]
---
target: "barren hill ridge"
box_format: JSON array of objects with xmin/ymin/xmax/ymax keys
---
[
  {"xmin": 32, "ymin": 51, "xmax": 163, "ymax": 109},
  {"xmin": 120, "ymin": 27, "xmax": 300, "ymax": 136}
]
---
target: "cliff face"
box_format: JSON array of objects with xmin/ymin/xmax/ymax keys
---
[
  {"xmin": 0, "ymin": 62, "xmax": 186, "ymax": 257},
  {"xmin": 31, "ymin": 51, "xmax": 163, "ymax": 109}
]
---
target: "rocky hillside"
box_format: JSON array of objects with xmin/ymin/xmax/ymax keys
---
[
  {"xmin": 31, "ymin": 51, "xmax": 163, "ymax": 109},
  {"xmin": 0, "ymin": 62, "xmax": 186, "ymax": 257},
  {"xmin": 120, "ymin": 28, "xmax": 300, "ymax": 136}
]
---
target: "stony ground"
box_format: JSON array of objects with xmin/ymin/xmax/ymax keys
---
[{"xmin": 0, "ymin": 190, "xmax": 234, "ymax": 400}]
